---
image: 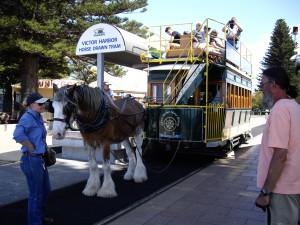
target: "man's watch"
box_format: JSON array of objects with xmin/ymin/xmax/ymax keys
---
[{"xmin": 260, "ymin": 188, "xmax": 270, "ymax": 196}]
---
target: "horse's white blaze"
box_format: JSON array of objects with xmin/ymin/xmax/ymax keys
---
[
  {"xmin": 97, "ymin": 159, "xmax": 117, "ymax": 198},
  {"xmin": 133, "ymin": 128, "xmax": 148, "ymax": 183},
  {"xmin": 82, "ymin": 147, "xmax": 100, "ymax": 196},
  {"xmin": 52, "ymin": 101, "xmax": 66, "ymax": 139},
  {"xmin": 122, "ymin": 139, "xmax": 136, "ymax": 180}
]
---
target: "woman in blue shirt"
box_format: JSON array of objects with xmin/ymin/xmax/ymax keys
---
[{"xmin": 13, "ymin": 92, "xmax": 53, "ymax": 225}]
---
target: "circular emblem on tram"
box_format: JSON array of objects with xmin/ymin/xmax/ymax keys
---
[{"xmin": 160, "ymin": 111, "xmax": 180, "ymax": 132}]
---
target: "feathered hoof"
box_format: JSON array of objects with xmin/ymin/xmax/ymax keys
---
[
  {"xmin": 133, "ymin": 174, "xmax": 148, "ymax": 183},
  {"xmin": 82, "ymin": 188, "xmax": 97, "ymax": 196},
  {"xmin": 133, "ymin": 168, "xmax": 148, "ymax": 183},
  {"xmin": 123, "ymin": 172, "xmax": 134, "ymax": 181},
  {"xmin": 97, "ymin": 188, "xmax": 118, "ymax": 198}
]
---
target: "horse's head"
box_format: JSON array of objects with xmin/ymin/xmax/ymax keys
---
[
  {"xmin": 52, "ymin": 84, "xmax": 77, "ymax": 139},
  {"xmin": 52, "ymin": 83, "xmax": 110, "ymax": 137}
]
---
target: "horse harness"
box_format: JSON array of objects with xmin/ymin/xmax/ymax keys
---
[{"xmin": 54, "ymin": 88, "xmax": 144, "ymax": 133}]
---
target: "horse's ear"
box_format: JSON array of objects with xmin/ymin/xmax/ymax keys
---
[{"xmin": 66, "ymin": 84, "xmax": 77, "ymax": 97}]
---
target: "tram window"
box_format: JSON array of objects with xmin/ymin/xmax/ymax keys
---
[{"xmin": 151, "ymin": 83, "xmax": 163, "ymax": 103}]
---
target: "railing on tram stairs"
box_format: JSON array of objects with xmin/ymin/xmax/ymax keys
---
[
  {"xmin": 162, "ymin": 59, "xmax": 202, "ymax": 105},
  {"xmin": 161, "ymin": 34, "xmax": 204, "ymax": 104}
]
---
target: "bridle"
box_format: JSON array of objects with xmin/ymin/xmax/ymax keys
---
[
  {"xmin": 53, "ymin": 117, "xmax": 66, "ymax": 123},
  {"xmin": 53, "ymin": 89, "xmax": 77, "ymax": 127}
]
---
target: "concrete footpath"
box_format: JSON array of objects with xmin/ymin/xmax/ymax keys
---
[
  {"xmin": 103, "ymin": 141, "xmax": 265, "ymax": 225},
  {"xmin": 101, "ymin": 116, "xmax": 267, "ymax": 225},
  {"xmin": 0, "ymin": 116, "xmax": 267, "ymax": 225}
]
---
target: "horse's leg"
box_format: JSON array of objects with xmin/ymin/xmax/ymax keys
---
[
  {"xmin": 97, "ymin": 143, "xmax": 117, "ymax": 198},
  {"xmin": 82, "ymin": 145, "xmax": 100, "ymax": 196},
  {"xmin": 133, "ymin": 127, "xmax": 148, "ymax": 183},
  {"xmin": 122, "ymin": 138, "xmax": 136, "ymax": 180}
]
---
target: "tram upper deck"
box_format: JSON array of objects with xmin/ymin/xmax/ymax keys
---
[
  {"xmin": 141, "ymin": 18, "xmax": 252, "ymax": 78},
  {"xmin": 141, "ymin": 18, "xmax": 253, "ymax": 107}
]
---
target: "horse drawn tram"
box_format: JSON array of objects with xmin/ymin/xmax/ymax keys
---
[{"xmin": 141, "ymin": 18, "xmax": 253, "ymax": 157}]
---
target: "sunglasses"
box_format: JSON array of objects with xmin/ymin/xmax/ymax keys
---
[{"xmin": 37, "ymin": 103, "xmax": 45, "ymax": 106}]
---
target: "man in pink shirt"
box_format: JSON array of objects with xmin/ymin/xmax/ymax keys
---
[{"xmin": 256, "ymin": 67, "xmax": 300, "ymax": 225}]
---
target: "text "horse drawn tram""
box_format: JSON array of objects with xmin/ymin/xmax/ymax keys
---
[{"xmin": 142, "ymin": 18, "xmax": 253, "ymax": 157}]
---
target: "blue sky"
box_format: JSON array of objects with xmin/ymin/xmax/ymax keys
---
[{"xmin": 123, "ymin": 0, "xmax": 300, "ymax": 84}]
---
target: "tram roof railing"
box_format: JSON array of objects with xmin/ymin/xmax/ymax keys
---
[{"xmin": 140, "ymin": 18, "xmax": 253, "ymax": 76}]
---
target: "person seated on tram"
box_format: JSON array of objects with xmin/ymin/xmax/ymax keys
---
[
  {"xmin": 222, "ymin": 17, "xmax": 243, "ymax": 48},
  {"xmin": 192, "ymin": 22, "xmax": 204, "ymax": 47},
  {"xmin": 194, "ymin": 25, "xmax": 211, "ymax": 49},
  {"xmin": 200, "ymin": 91, "xmax": 214, "ymax": 105},
  {"xmin": 210, "ymin": 30, "xmax": 225, "ymax": 49},
  {"xmin": 165, "ymin": 27, "xmax": 181, "ymax": 48},
  {"xmin": 209, "ymin": 29, "xmax": 225, "ymax": 56}
]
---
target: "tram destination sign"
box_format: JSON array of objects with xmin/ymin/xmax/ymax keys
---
[{"xmin": 76, "ymin": 23, "xmax": 126, "ymax": 55}]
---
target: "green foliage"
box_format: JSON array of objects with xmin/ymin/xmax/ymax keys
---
[
  {"xmin": 252, "ymin": 91, "xmax": 264, "ymax": 110},
  {"xmin": 0, "ymin": 0, "xmax": 148, "ymax": 109},
  {"xmin": 121, "ymin": 20, "xmax": 149, "ymax": 38},
  {"xmin": 261, "ymin": 19, "xmax": 296, "ymax": 77},
  {"xmin": 260, "ymin": 18, "xmax": 300, "ymax": 102}
]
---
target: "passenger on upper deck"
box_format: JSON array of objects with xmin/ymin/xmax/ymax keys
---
[
  {"xmin": 223, "ymin": 17, "xmax": 243, "ymax": 48},
  {"xmin": 210, "ymin": 30, "xmax": 225, "ymax": 49},
  {"xmin": 194, "ymin": 25, "xmax": 211, "ymax": 49},
  {"xmin": 165, "ymin": 27, "xmax": 181, "ymax": 46},
  {"xmin": 193, "ymin": 22, "xmax": 205, "ymax": 44}
]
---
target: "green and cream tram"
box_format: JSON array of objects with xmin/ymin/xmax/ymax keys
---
[{"xmin": 141, "ymin": 18, "xmax": 253, "ymax": 156}]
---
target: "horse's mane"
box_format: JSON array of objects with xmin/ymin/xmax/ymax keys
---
[{"xmin": 73, "ymin": 85, "xmax": 104, "ymax": 117}]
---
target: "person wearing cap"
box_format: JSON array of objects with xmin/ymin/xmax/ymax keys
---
[
  {"xmin": 103, "ymin": 81, "xmax": 114, "ymax": 99},
  {"xmin": 13, "ymin": 92, "xmax": 53, "ymax": 225},
  {"xmin": 255, "ymin": 67, "xmax": 300, "ymax": 225}
]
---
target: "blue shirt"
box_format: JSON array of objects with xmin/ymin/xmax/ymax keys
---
[{"xmin": 13, "ymin": 109, "xmax": 47, "ymax": 154}]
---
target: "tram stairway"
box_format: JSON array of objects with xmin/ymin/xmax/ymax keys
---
[{"xmin": 176, "ymin": 64, "xmax": 205, "ymax": 104}]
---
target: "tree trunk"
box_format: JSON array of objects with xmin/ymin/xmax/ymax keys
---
[{"xmin": 20, "ymin": 54, "xmax": 39, "ymax": 104}]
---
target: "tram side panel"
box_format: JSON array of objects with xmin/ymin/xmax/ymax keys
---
[
  {"xmin": 145, "ymin": 107, "xmax": 204, "ymax": 142},
  {"xmin": 222, "ymin": 109, "xmax": 252, "ymax": 142}
]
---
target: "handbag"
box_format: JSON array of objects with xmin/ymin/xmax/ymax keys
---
[{"xmin": 43, "ymin": 147, "xmax": 56, "ymax": 167}]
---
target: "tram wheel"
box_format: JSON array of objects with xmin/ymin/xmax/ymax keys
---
[{"xmin": 226, "ymin": 140, "xmax": 234, "ymax": 151}]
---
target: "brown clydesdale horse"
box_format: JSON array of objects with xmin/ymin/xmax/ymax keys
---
[{"xmin": 52, "ymin": 84, "xmax": 147, "ymax": 198}]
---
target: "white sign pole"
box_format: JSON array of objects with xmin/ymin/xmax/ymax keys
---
[{"xmin": 97, "ymin": 53, "xmax": 104, "ymax": 88}]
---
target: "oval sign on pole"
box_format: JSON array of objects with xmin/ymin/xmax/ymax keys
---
[{"xmin": 76, "ymin": 23, "xmax": 126, "ymax": 55}]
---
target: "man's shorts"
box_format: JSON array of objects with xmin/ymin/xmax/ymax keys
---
[{"xmin": 269, "ymin": 193, "xmax": 300, "ymax": 225}]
